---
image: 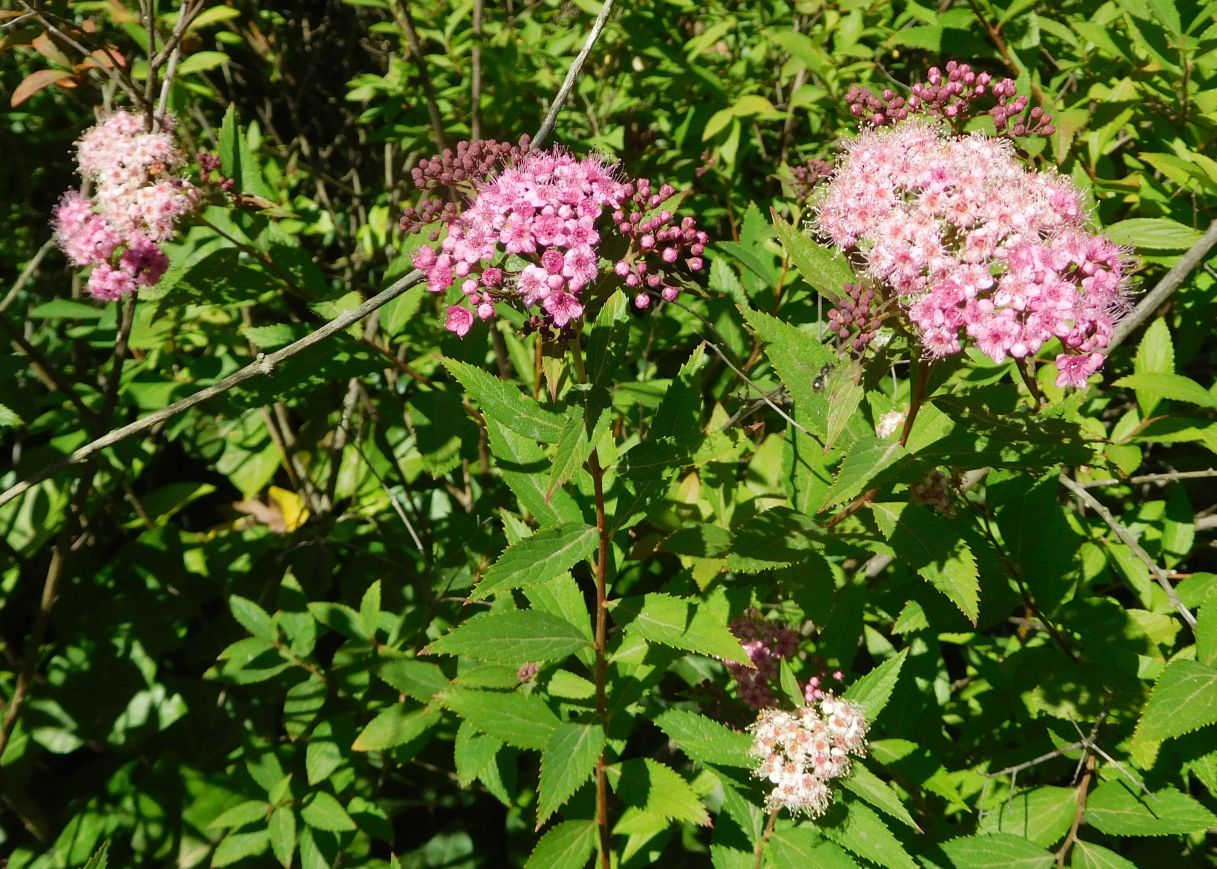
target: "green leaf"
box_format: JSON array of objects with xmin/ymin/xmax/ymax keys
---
[
  {"xmin": 268, "ymin": 808, "xmax": 296, "ymax": 868},
  {"xmin": 1133, "ymin": 659, "xmax": 1217, "ymax": 742},
  {"xmin": 440, "ymin": 687, "xmax": 560, "ymax": 750},
  {"xmin": 82, "ymin": 843, "xmax": 109, "ymax": 869},
  {"xmin": 872, "ymin": 502, "xmax": 979, "ymax": 622},
  {"xmin": 300, "ymin": 792, "xmax": 356, "ymax": 832},
  {"xmin": 940, "ymin": 833, "xmax": 1053, "ymax": 868},
  {"xmin": 176, "ymin": 50, "xmax": 229, "ymax": 75},
  {"xmin": 739, "ymin": 306, "xmax": 837, "ymax": 440},
  {"xmin": 377, "ymin": 658, "xmax": 449, "ymax": 700},
  {"xmin": 229, "ymin": 595, "xmax": 276, "ymax": 642},
  {"xmin": 1071, "ymin": 840, "xmax": 1138, "ymax": 869},
  {"xmin": 352, "ymin": 704, "xmax": 441, "ymax": 752},
  {"xmin": 426, "ymin": 609, "xmax": 590, "ymax": 666},
  {"xmin": 608, "ymin": 759, "xmax": 710, "ymax": 826},
  {"xmin": 843, "ymin": 649, "xmax": 908, "ymax": 721},
  {"xmin": 766, "ymin": 828, "xmax": 857, "ymax": 868},
  {"xmin": 546, "ymin": 410, "xmax": 605, "ymax": 499},
  {"xmin": 213, "ymin": 831, "xmax": 270, "ymax": 867},
  {"xmin": 1113, "ymin": 373, "xmax": 1217, "ymax": 409},
  {"xmin": 1084, "ymin": 782, "xmax": 1217, "ymax": 836},
  {"xmin": 820, "ymin": 438, "xmax": 908, "ymax": 510},
  {"xmin": 525, "ymin": 819, "xmax": 597, "ymax": 869},
  {"xmin": 378, "ymin": 284, "xmax": 425, "ymax": 336},
  {"xmin": 454, "ymin": 720, "xmax": 503, "ymax": 786},
  {"xmin": 441, "ymin": 357, "xmax": 566, "ymax": 442},
  {"xmin": 0, "ymin": 403, "xmax": 23, "ymax": 429},
  {"xmin": 825, "ymin": 362, "xmax": 864, "ymax": 452},
  {"xmin": 209, "ymin": 800, "xmax": 270, "ymax": 830},
  {"xmin": 473, "ymin": 524, "xmax": 598, "ymax": 599},
  {"xmin": 771, "ymin": 211, "xmax": 854, "ymax": 301},
  {"xmin": 218, "ymin": 104, "xmax": 271, "ymax": 200},
  {"xmin": 977, "ymin": 786, "xmax": 1077, "ymax": 847},
  {"xmin": 612, "ymin": 591, "xmax": 750, "ymax": 664},
  {"xmin": 654, "ymin": 709, "xmax": 753, "ymax": 768},
  {"xmin": 1103, "ymin": 218, "xmax": 1203, "ymax": 250},
  {"xmin": 538, "ymin": 723, "xmax": 605, "ymax": 827},
  {"xmin": 841, "ymin": 764, "xmax": 920, "ymax": 831},
  {"xmin": 822, "ymin": 800, "xmax": 916, "ymax": 869},
  {"xmin": 486, "ymin": 417, "xmax": 584, "ymax": 527}
]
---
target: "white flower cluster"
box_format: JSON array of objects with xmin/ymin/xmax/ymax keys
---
[{"xmin": 748, "ymin": 696, "xmax": 869, "ymax": 817}]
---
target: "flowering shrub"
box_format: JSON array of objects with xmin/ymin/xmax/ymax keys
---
[{"xmin": 3, "ymin": 3, "xmax": 1217, "ymax": 869}]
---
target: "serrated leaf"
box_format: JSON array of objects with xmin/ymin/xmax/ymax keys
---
[
  {"xmin": 612, "ymin": 592, "xmax": 750, "ymax": 664},
  {"xmin": 268, "ymin": 808, "xmax": 296, "ymax": 868},
  {"xmin": 300, "ymin": 791, "xmax": 355, "ymax": 832},
  {"xmin": 654, "ymin": 709, "xmax": 753, "ymax": 768},
  {"xmin": 739, "ymin": 306, "xmax": 837, "ymax": 440},
  {"xmin": 1134, "ymin": 659, "xmax": 1217, "ymax": 742},
  {"xmin": 376, "ymin": 658, "xmax": 449, "ymax": 700},
  {"xmin": 426, "ymin": 610, "xmax": 590, "ymax": 666},
  {"xmin": 1085, "ymin": 782, "xmax": 1217, "ymax": 836},
  {"xmin": 212, "ymin": 831, "xmax": 270, "ymax": 867},
  {"xmin": 766, "ymin": 828, "xmax": 857, "ymax": 868},
  {"xmin": 843, "ymin": 649, "xmax": 907, "ymax": 721},
  {"xmin": 772, "ymin": 211, "xmax": 853, "ymax": 301},
  {"xmin": 81, "ymin": 843, "xmax": 109, "ymax": 869},
  {"xmin": 473, "ymin": 523, "xmax": 597, "ymax": 599},
  {"xmin": 820, "ymin": 439, "xmax": 908, "ymax": 510},
  {"xmin": 977, "ymin": 786, "xmax": 1077, "ymax": 847},
  {"xmin": 441, "ymin": 687, "xmax": 559, "ymax": 750},
  {"xmin": 872, "ymin": 502, "xmax": 979, "ymax": 621},
  {"xmin": 538, "ymin": 723, "xmax": 605, "ymax": 827},
  {"xmin": 229, "ymin": 595, "xmax": 276, "ymax": 642},
  {"xmin": 825, "ymin": 362, "xmax": 864, "ymax": 452},
  {"xmin": 1071, "ymin": 840, "xmax": 1138, "ymax": 869},
  {"xmin": 454, "ymin": 720, "xmax": 503, "ymax": 786},
  {"xmin": 608, "ymin": 758, "xmax": 710, "ymax": 826},
  {"xmin": 842, "ymin": 764, "xmax": 920, "ymax": 831},
  {"xmin": 0, "ymin": 403, "xmax": 24, "ymax": 428},
  {"xmin": 525, "ymin": 819, "xmax": 597, "ymax": 869},
  {"xmin": 1103, "ymin": 218, "xmax": 1202, "ymax": 250},
  {"xmin": 546, "ymin": 410, "xmax": 597, "ymax": 499},
  {"xmin": 209, "ymin": 799, "xmax": 270, "ymax": 830},
  {"xmin": 486, "ymin": 417, "xmax": 585, "ymax": 527},
  {"xmin": 940, "ymin": 833, "xmax": 1053, "ymax": 868},
  {"xmin": 352, "ymin": 704, "xmax": 440, "ymax": 752},
  {"xmin": 822, "ymin": 800, "xmax": 916, "ymax": 869},
  {"xmin": 441, "ymin": 357, "xmax": 566, "ymax": 442},
  {"xmin": 1114, "ymin": 373, "xmax": 1216, "ymax": 409}
]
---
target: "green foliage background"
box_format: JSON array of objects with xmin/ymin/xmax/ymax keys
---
[{"xmin": 2, "ymin": 0, "xmax": 1217, "ymax": 866}]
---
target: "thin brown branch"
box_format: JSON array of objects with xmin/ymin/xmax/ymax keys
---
[
  {"xmin": 1060, "ymin": 474, "xmax": 1196, "ymax": 630},
  {"xmin": 531, "ymin": 0, "xmax": 617, "ymax": 150},
  {"xmin": 397, "ymin": 1, "xmax": 449, "ymax": 150},
  {"xmin": 0, "ymin": 271, "xmax": 424, "ymax": 510}
]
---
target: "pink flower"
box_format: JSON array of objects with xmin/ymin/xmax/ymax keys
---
[
  {"xmin": 53, "ymin": 190, "xmax": 120, "ymax": 267},
  {"xmin": 543, "ymin": 290, "xmax": 583, "ymax": 327},
  {"xmin": 86, "ymin": 263, "xmax": 137, "ymax": 302},
  {"xmin": 445, "ymin": 305, "xmax": 475, "ymax": 337}
]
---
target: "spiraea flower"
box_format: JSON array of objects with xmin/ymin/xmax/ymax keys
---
[
  {"xmin": 816, "ymin": 120, "xmax": 1129, "ymax": 387},
  {"xmin": 748, "ymin": 695, "xmax": 869, "ymax": 817},
  {"xmin": 726, "ymin": 612, "xmax": 800, "ymax": 710},
  {"xmin": 407, "ymin": 142, "xmax": 706, "ymax": 340},
  {"xmin": 52, "ymin": 110, "xmax": 198, "ymax": 302}
]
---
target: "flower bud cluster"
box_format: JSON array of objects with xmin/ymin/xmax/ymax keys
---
[
  {"xmin": 827, "ymin": 281, "xmax": 888, "ymax": 354},
  {"xmin": 816, "ymin": 121, "xmax": 1129, "ymax": 387},
  {"xmin": 802, "ymin": 665, "xmax": 845, "ymax": 703},
  {"xmin": 848, "ymin": 60, "xmax": 1053, "ymax": 139},
  {"xmin": 726, "ymin": 612, "xmax": 800, "ymax": 710},
  {"xmin": 408, "ymin": 143, "xmax": 705, "ymax": 339},
  {"xmin": 748, "ymin": 696, "xmax": 869, "ymax": 817},
  {"xmin": 52, "ymin": 110, "xmax": 198, "ymax": 302},
  {"xmin": 400, "ymin": 137, "xmax": 531, "ymax": 237},
  {"xmin": 789, "ymin": 157, "xmax": 833, "ymax": 203}
]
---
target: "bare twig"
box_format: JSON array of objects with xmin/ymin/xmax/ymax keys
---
[
  {"xmin": 0, "ymin": 271, "xmax": 424, "ymax": 510},
  {"xmin": 1080, "ymin": 468, "xmax": 1217, "ymax": 488},
  {"xmin": 397, "ymin": 1, "xmax": 449, "ymax": 150},
  {"xmin": 531, "ymin": 0, "xmax": 617, "ymax": 150},
  {"xmin": 1107, "ymin": 220, "xmax": 1217, "ymax": 353},
  {"xmin": 0, "ymin": 239, "xmax": 55, "ymax": 314},
  {"xmin": 471, "ymin": 0, "xmax": 484, "ymax": 140},
  {"xmin": 1060, "ymin": 474, "xmax": 1196, "ymax": 630}
]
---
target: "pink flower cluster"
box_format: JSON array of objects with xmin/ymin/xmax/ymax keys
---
[
  {"xmin": 410, "ymin": 145, "xmax": 706, "ymax": 339},
  {"xmin": 749, "ymin": 695, "xmax": 869, "ymax": 817},
  {"xmin": 816, "ymin": 121, "xmax": 1129, "ymax": 387},
  {"xmin": 52, "ymin": 110, "xmax": 198, "ymax": 302},
  {"xmin": 726, "ymin": 613, "xmax": 799, "ymax": 709}
]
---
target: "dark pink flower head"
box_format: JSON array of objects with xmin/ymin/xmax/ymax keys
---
[
  {"xmin": 816, "ymin": 121, "xmax": 1129, "ymax": 387},
  {"xmin": 725, "ymin": 611, "xmax": 801, "ymax": 710},
  {"xmin": 407, "ymin": 142, "xmax": 708, "ymax": 340}
]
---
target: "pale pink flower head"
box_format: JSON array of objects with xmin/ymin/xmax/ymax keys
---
[
  {"xmin": 53, "ymin": 190, "xmax": 120, "ymax": 267},
  {"xmin": 816, "ymin": 119, "xmax": 1129, "ymax": 386}
]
